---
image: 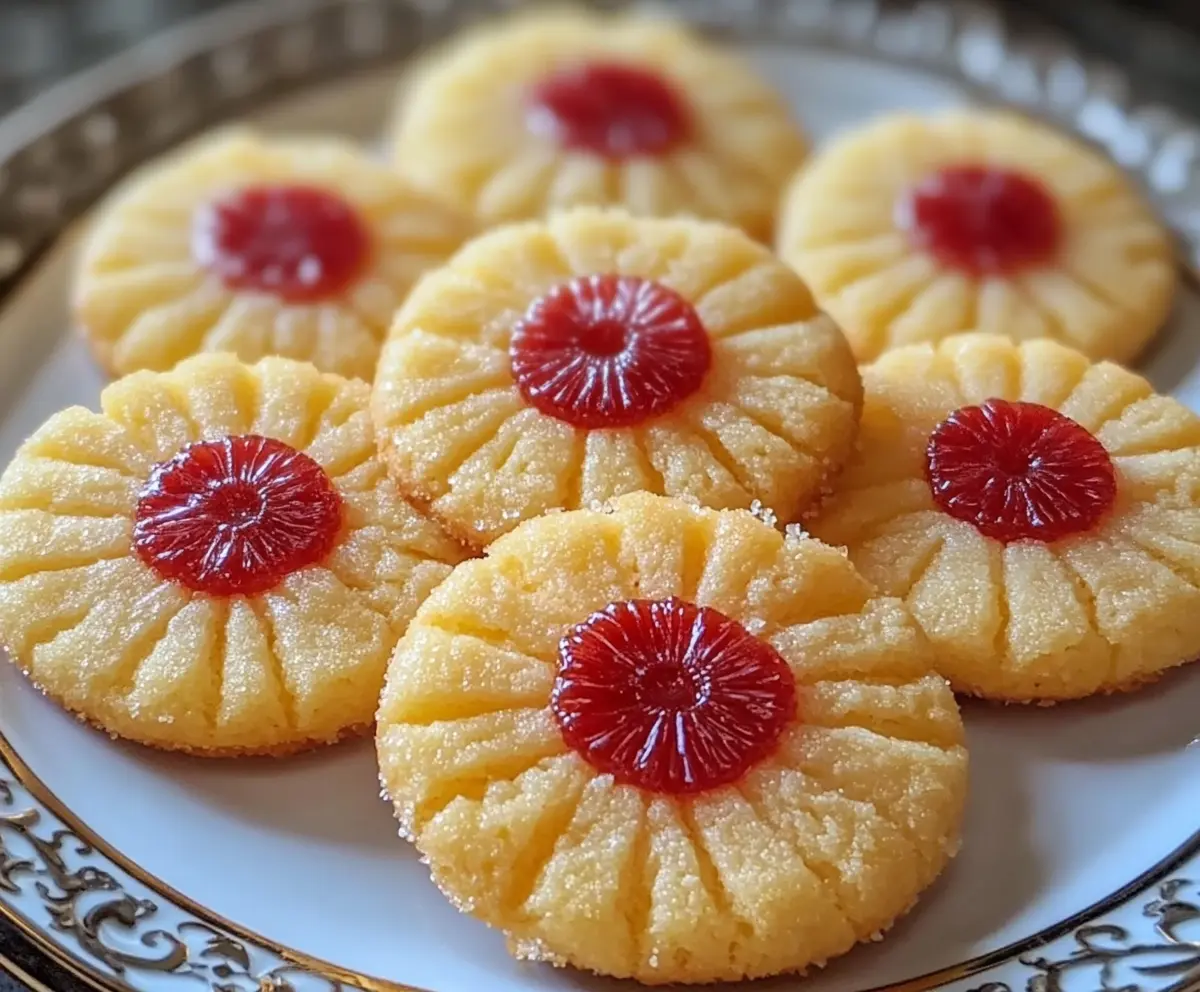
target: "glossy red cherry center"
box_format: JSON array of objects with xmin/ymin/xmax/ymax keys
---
[
  {"xmin": 525, "ymin": 61, "xmax": 692, "ymax": 158},
  {"xmin": 926, "ymin": 399, "xmax": 1117, "ymax": 543},
  {"xmin": 510, "ymin": 274, "xmax": 711, "ymax": 429},
  {"xmin": 551, "ymin": 597, "xmax": 797, "ymax": 795},
  {"xmin": 191, "ymin": 184, "xmax": 371, "ymax": 302},
  {"xmin": 899, "ymin": 166, "xmax": 1061, "ymax": 275},
  {"xmin": 134, "ymin": 434, "xmax": 343, "ymax": 596}
]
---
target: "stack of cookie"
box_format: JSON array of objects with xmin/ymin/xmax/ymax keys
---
[{"xmin": 0, "ymin": 5, "xmax": 1194, "ymax": 987}]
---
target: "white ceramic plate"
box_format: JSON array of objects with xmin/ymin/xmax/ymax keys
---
[{"xmin": 0, "ymin": 2, "xmax": 1199, "ymax": 991}]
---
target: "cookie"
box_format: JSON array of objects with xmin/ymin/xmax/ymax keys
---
[
  {"xmin": 807, "ymin": 332, "xmax": 1200, "ymax": 702},
  {"xmin": 371, "ymin": 207, "xmax": 862, "ymax": 548},
  {"xmin": 74, "ymin": 128, "xmax": 472, "ymax": 381},
  {"xmin": 388, "ymin": 7, "xmax": 806, "ymax": 239},
  {"xmin": 777, "ymin": 111, "xmax": 1176, "ymax": 363},
  {"xmin": 0, "ymin": 354, "xmax": 467, "ymax": 755},
  {"xmin": 376, "ymin": 491, "xmax": 967, "ymax": 985}
]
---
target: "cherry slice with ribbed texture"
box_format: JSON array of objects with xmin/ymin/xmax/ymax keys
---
[
  {"xmin": 134, "ymin": 434, "xmax": 343, "ymax": 596},
  {"xmin": 510, "ymin": 274, "xmax": 711, "ymax": 429},
  {"xmin": 551, "ymin": 597, "xmax": 797, "ymax": 794},
  {"xmin": 926, "ymin": 398, "xmax": 1116, "ymax": 543},
  {"xmin": 899, "ymin": 165, "xmax": 1061, "ymax": 275},
  {"xmin": 525, "ymin": 61, "xmax": 692, "ymax": 158},
  {"xmin": 192, "ymin": 184, "xmax": 371, "ymax": 302}
]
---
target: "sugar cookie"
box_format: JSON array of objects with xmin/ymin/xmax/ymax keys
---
[
  {"xmin": 808, "ymin": 332, "xmax": 1200, "ymax": 701},
  {"xmin": 377, "ymin": 492, "xmax": 967, "ymax": 984}
]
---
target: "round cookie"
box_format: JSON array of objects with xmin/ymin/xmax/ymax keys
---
[
  {"xmin": 0, "ymin": 354, "xmax": 467, "ymax": 755},
  {"xmin": 371, "ymin": 207, "xmax": 862, "ymax": 548},
  {"xmin": 74, "ymin": 128, "xmax": 472, "ymax": 381},
  {"xmin": 777, "ymin": 111, "xmax": 1176, "ymax": 363},
  {"xmin": 806, "ymin": 332, "xmax": 1200, "ymax": 702},
  {"xmin": 376, "ymin": 491, "xmax": 968, "ymax": 985},
  {"xmin": 388, "ymin": 7, "xmax": 806, "ymax": 239}
]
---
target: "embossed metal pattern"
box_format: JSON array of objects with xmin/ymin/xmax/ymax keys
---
[{"xmin": 0, "ymin": 1, "xmax": 1198, "ymax": 991}]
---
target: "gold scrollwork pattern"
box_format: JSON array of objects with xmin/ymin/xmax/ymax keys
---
[
  {"xmin": 966, "ymin": 881, "xmax": 1200, "ymax": 992},
  {"xmin": 0, "ymin": 775, "xmax": 357, "ymax": 991},
  {"xmin": 1023, "ymin": 880, "xmax": 1200, "ymax": 992}
]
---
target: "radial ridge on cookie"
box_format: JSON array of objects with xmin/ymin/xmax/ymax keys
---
[
  {"xmin": 0, "ymin": 354, "xmax": 467, "ymax": 755},
  {"xmin": 807, "ymin": 332, "xmax": 1200, "ymax": 702},
  {"xmin": 777, "ymin": 111, "xmax": 1176, "ymax": 363},
  {"xmin": 387, "ymin": 7, "xmax": 806, "ymax": 239},
  {"xmin": 74, "ymin": 128, "xmax": 473, "ymax": 380},
  {"xmin": 376, "ymin": 492, "xmax": 968, "ymax": 985},
  {"xmin": 370, "ymin": 207, "xmax": 863, "ymax": 548}
]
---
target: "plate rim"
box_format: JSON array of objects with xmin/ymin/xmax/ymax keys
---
[{"xmin": 1, "ymin": 1, "xmax": 1200, "ymax": 991}]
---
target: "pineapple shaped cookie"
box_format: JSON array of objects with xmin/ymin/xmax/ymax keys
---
[
  {"xmin": 371, "ymin": 208, "xmax": 862, "ymax": 548},
  {"xmin": 377, "ymin": 493, "xmax": 968, "ymax": 984},
  {"xmin": 0, "ymin": 355, "xmax": 466, "ymax": 755},
  {"xmin": 75, "ymin": 128, "xmax": 472, "ymax": 380},
  {"xmin": 389, "ymin": 7, "xmax": 806, "ymax": 239},
  {"xmin": 808, "ymin": 333, "xmax": 1200, "ymax": 701},
  {"xmin": 778, "ymin": 111, "xmax": 1175, "ymax": 363}
]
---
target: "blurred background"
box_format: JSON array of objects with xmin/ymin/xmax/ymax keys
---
[{"xmin": 1, "ymin": 0, "xmax": 1200, "ymax": 118}]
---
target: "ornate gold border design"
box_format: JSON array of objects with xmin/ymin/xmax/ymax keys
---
[
  {"xmin": 0, "ymin": 734, "xmax": 410, "ymax": 992},
  {"xmin": 0, "ymin": 1, "xmax": 1199, "ymax": 991}
]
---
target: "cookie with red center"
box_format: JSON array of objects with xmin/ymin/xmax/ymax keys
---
[
  {"xmin": 371, "ymin": 208, "xmax": 863, "ymax": 548},
  {"xmin": 0, "ymin": 354, "xmax": 467, "ymax": 755},
  {"xmin": 807, "ymin": 332, "xmax": 1200, "ymax": 702},
  {"xmin": 74, "ymin": 128, "xmax": 473, "ymax": 381},
  {"xmin": 387, "ymin": 8, "xmax": 806, "ymax": 239},
  {"xmin": 376, "ymin": 492, "xmax": 967, "ymax": 984},
  {"xmin": 777, "ymin": 111, "xmax": 1176, "ymax": 363}
]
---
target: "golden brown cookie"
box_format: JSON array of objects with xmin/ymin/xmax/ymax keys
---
[
  {"xmin": 389, "ymin": 7, "xmax": 806, "ymax": 239},
  {"xmin": 75, "ymin": 128, "xmax": 472, "ymax": 380},
  {"xmin": 377, "ymin": 492, "xmax": 967, "ymax": 984},
  {"xmin": 0, "ymin": 354, "xmax": 466, "ymax": 755},
  {"xmin": 807, "ymin": 332, "xmax": 1200, "ymax": 701},
  {"xmin": 371, "ymin": 207, "xmax": 862, "ymax": 548},
  {"xmin": 778, "ymin": 111, "xmax": 1175, "ymax": 363}
]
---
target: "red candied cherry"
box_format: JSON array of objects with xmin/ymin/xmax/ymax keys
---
[
  {"xmin": 898, "ymin": 165, "xmax": 1062, "ymax": 275},
  {"xmin": 191, "ymin": 184, "xmax": 371, "ymax": 303},
  {"xmin": 551, "ymin": 597, "xmax": 797, "ymax": 795},
  {"xmin": 510, "ymin": 274, "xmax": 711, "ymax": 429},
  {"xmin": 525, "ymin": 61, "xmax": 693, "ymax": 158},
  {"xmin": 134, "ymin": 434, "xmax": 343, "ymax": 596},
  {"xmin": 926, "ymin": 398, "xmax": 1117, "ymax": 543}
]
